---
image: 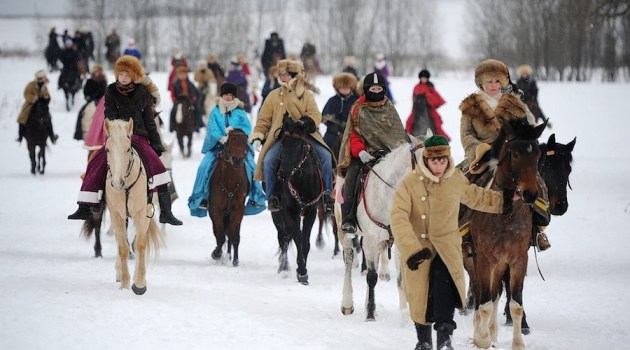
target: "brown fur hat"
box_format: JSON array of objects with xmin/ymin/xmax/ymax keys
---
[
  {"xmin": 333, "ymin": 72, "xmax": 357, "ymax": 92},
  {"xmin": 114, "ymin": 55, "xmax": 144, "ymax": 83},
  {"xmin": 517, "ymin": 64, "xmax": 532, "ymax": 77},
  {"xmin": 423, "ymin": 135, "xmax": 451, "ymax": 158},
  {"xmin": 475, "ymin": 59, "xmax": 509, "ymax": 88},
  {"xmin": 277, "ymin": 59, "xmax": 304, "ymax": 76}
]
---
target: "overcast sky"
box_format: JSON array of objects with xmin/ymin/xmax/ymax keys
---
[{"xmin": 0, "ymin": 0, "xmax": 69, "ymax": 17}]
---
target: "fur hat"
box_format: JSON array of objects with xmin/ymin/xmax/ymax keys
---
[
  {"xmin": 277, "ymin": 59, "xmax": 304, "ymax": 76},
  {"xmin": 35, "ymin": 69, "xmax": 47, "ymax": 79},
  {"xmin": 333, "ymin": 72, "xmax": 357, "ymax": 92},
  {"xmin": 176, "ymin": 65, "xmax": 189, "ymax": 75},
  {"xmin": 423, "ymin": 135, "xmax": 451, "ymax": 158},
  {"xmin": 220, "ymin": 82, "xmax": 238, "ymax": 97},
  {"xmin": 114, "ymin": 55, "xmax": 144, "ymax": 83},
  {"xmin": 475, "ymin": 59, "xmax": 509, "ymax": 88},
  {"xmin": 91, "ymin": 64, "xmax": 103, "ymax": 74},
  {"xmin": 517, "ymin": 64, "xmax": 532, "ymax": 77},
  {"xmin": 418, "ymin": 69, "xmax": 431, "ymax": 79}
]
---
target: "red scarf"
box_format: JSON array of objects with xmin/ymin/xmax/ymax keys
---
[{"xmin": 115, "ymin": 81, "xmax": 136, "ymax": 95}]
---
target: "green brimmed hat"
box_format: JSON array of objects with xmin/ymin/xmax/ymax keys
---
[{"xmin": 423, "ymin": 135, "xmax": 451, "ymax": 158}]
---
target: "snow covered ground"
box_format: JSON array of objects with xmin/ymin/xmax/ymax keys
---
[{"xmin": 1, "ymin": 56, "xmax": 629, "ymax": 350}]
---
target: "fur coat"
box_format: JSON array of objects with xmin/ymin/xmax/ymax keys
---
[{"xmin": 17, "ymin": 80, "xmax": 50, "ymax": 125}]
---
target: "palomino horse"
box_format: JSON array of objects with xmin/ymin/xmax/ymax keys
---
[
  {"xmin": 171, "ymin": 97, "xmax": 196, "ymax": 158},
  {"xmin": 104, "ymin": 119, "xmax": 163, "ymax": 295},
  {"xmin": 339, "ymin": 134, "xmax": 427, "ymax": 321},
  {"xmin": 470, "ymin": 118, "xmax": 546, "ymax": 350},
  {"xmin": 24, "ymin": 99, "xmax": 51, "ymax": 174},
  {"xmin": 273, "ymin": 116, "xmax": 325, "ymax": 285},
  {"xmin": 209, "ymin": 129, "xmax": 250, "ymax": 267}
]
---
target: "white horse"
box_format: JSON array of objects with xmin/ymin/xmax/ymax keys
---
[
  {"xmin": 104, "ymin": 119, "xmax": 164, "ymax": 295},
  {"xmin": 338, "ymin": 133, "xmax": 428, "ymax": 320}
]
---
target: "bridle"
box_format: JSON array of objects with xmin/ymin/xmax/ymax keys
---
[{"xmin": 106, "ymin": 135, "xmax": 144, "ymax": 218}]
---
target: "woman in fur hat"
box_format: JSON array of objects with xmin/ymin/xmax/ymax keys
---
[
  {"xmin": 321, "ymin": 72, "xmax": 358, "ymax": 153},
  {"xmin": 404, "ymin": 69, "xmax": 450, "ymax": 141},
  {"xmin": 337, "ymin": 72, "xmax": 407, "ymax": 234},
  {"xmin": 390, "ymin": 135, "xmax": 511, "ymax": 350},
  {"xmin": 458, "ymin": 58, "xmax": 550, "ymax": 250},
  {"xmin": 16, "ymin": 70, "xmax": 58, "ymax": 144},
  {"xmin": 516, "ymin": 64, "xmax": 547, "ymax": 125},
  {"xmin": 188, "ymin": 82, "xmax": 266, "ymax": 217},
  {"xmin": 68, "ymin": 55, "xmax": 182, "ymax": 226},
  {"xmin": 249, "ymin": 59, "xmax": 334, "ymax": 212}
]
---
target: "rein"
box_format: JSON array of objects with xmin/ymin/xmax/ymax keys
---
[
  {"xmin": 216, "ymin": 132, "xmax": 249, "ymax": 216},
  {"xmin": 107, "ymin": 144, "xmax": 144, "ymax": 218}
]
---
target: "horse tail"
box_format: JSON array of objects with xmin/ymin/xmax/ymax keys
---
[
  {"xmin": 145, "ymin": 217, "xmax": 165, "ymax": 259},
  {"xmin": 80, "ymin": 218, "xmax": 96, "ymax": 240}
]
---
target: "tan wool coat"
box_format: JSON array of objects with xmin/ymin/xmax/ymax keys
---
[
  {"xmin": 17, "ymin": 80, "xmax": 50, "ymax": 125},
  {"xmin": 390, "ymin": 157, "xmax": 504, "ymax": 324},
  {"xmin": 250, "ymin": 78, "xmax": 330, "ymax": 181}
]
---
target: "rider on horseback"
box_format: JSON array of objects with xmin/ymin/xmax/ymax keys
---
[
  {"xmin": 249, "ymin": 59, "xmax": 334, "ymax": 213},
  {"xmin": 321, "ymin": 72, "xmax": 358, "ymax": 151},
  {"xmin": 337, "ymin": 72, "xmax": 407, "ymax": 235},
  {"xmin": 458, "ymin": 59, "xmax": 551, "ymax": 251},
  {"xmin": 68, "ymin": 55, "xmax": 182, "ymax": 226},
  {"xmin": 16, "ymin": 70, "xmax": 58, "ymax": 144}
]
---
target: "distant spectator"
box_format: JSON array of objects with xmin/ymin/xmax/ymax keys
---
[
  {"xmin": 123, "ymin": 39, "xmax": 142, "ymax": 61},
  {"xmin": 261, "ymin": 32, "xmax": 286, "ymax": 76},
  {"xmin": 105, "ymin": 28, "xmax": 121, "ymax": 67}
]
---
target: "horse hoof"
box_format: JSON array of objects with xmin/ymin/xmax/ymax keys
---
[
  {"xmin": 316, "ymin": 240, "xmax": 325, "ymax": 250},
  {"xmin": 94, "ymin": 252, "xmax": 102, "ymax": 258},
  {"xmin": 132, "ymin": 284, "xmax": 147, "ymax": 295},
  {"xmin": 232, "ymin": 259, "xmax": 239, "ymax": 267},
  {"xmin": 297, "ymin": 273, "xmax": 309, "ymax": 285},
  {"xmin": 521, "ymin": 327, "xmax": 530, "ymax": 335},
  {"xmin": 459, "ymin": 308, "xmax": 471, "ymax": 316},
  {"xmin": 211, "ymin": 250, "xmax": 222, "ymax": 260},
  {"xmin": 365, "ymin": 316, "xmax": 376, "ymax": 322},
  {"xmin": 341, "ymin": 306, "xmax": 354, "ymax": 315}
]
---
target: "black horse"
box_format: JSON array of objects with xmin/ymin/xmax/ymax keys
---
[
  {"xmin": 272, "ymin": 116, "xmax": 325, "ymax": 285},
  {"xmin": 24, "ymin": 99, "xmax": 51, "ymax": 174},
  {"xmin": 59, "ymin": 68, "xmax": 82, "ymax": 111}
]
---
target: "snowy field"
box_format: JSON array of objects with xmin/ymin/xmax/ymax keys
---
[{"xmin": 1, "ymin": 56, "xmax": 630, "ymax": 350}]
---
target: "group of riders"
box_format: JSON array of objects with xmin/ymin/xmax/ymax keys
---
[{"xmin": 25, "ymin": 32, "xmax": 551, "ymax": 350}]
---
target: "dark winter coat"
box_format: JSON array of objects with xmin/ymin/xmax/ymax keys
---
[
  {"xmin": 83, "ymin": 76, "xmax": 107, "ymax": 102},
  {"xmin": 104, "ymin": 83, "xmax": 162, "ymax": 148},
  {"xmin": 59, "ymin": 48, "xmax": 79, "ymax": 73},
  {"xmin": 321, "ymin": 92, "xmax": 358, "ymax": 151},
  {"xmin": 105, "ymin": 33, "xmax": 120, "ymax": 63},
  {"xmin": 261, "ymin": 37, "xmax": 286, "ymax": 74}
]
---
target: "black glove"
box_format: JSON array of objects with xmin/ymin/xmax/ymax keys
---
[
  {"xmin": 502, "ymin": 188, "xmax": 514, "ymax": 214},
  {"xmin": 406, "ymin": 248, "xmax": 432, "ymax": 271},
  {"xmin": 151, "ymin": 143, "xmax": 164, "ymax": 157},
  {"xmin": 297, "ymin": 116, "xmax": 317, "ymax": 134}
]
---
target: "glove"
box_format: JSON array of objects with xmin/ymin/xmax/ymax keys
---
[
  {"xmin": 151, "ymin": 143, "xmax": 165, "ymax": 157},
  {"xmin": 218, "ymin": 136, "xmax": 228, "ymax": 144},
  {"xmin": 502, "ymin": 188, "xmax": 515, "ymax": 214},
  {"xmin": 252, "ymin": 139, "xmax": 262, "ymax": 152},
  {"xmin": 225, "ymin": 126, "xmax": 234, "ymax": 134},
  {"xmin": 406, "ymin": 248, "xmax": 432, "ymax": 271},
  {"xmin": 359, "ymin": 150, "xmax": 375, "ymax": 164},
  {"xmin": 297, "ymin": 117, "xmax": 317, "ymax": 134}
]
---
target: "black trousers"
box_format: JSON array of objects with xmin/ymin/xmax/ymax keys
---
[
  {"xmin": 427, "ymin": 254, "xmax": 458, "ymax": 330},
  {"xmin": 341, "ymin": 158, "xmax": 362, "ymax": 218}
]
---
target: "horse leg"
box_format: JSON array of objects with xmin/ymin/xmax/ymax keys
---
[
  {"xmin": 210, "ymin": 214, "xmax": 225, "ymax": 260},
  {"xmin": 273, "ymin": 213, "xmax": 291, "ymax": 276},
  {"xmin": 296, "ymin": 210, "xmax": 316, "ymax": 285},
  {"xmin": 38, "ymin": 145, "xmax": 46, "ymax": 174},
  {"xmin": 186, "ymin": 135, "xmax": 192, "ymax": 158},
  {"xmin": 131, "ymin": 216, "xmax": 150, "ymax": 295},
  {"xmin": 378, "ymin": 242, "xmax": 390, "ymax": 281},
  {"xmin": 360, "ymin": 237, "xmax": 367, "ymax": 274},
  {"xmin": 504, "ymin": 268, "xmax": 530, "ymax": 334},
  {"xmin": 177, "ymin": 135, "xmax": 185, "ymax": 158},
  {"xmin": 473, "ymin": 256, "xmax": 495, "ymax": 349},
  {"xmin": 339, "ymin": 231, "xmax": 355, "ymax": 315},
  {"xmin": 508, "ymin": 260, "xmax": 528, "ymax": 350},
  {"xmin": 316, "ymin": 204, "xmax": 325, "ymax": 250},
  {"xmin": 231, "ymin": 222, "xmax": 241, "ymax": 267},
  {"xmin": 363, "ymin": 236, "xmax": 379, "ymax": 321},
  {"xmin": 93, "ymin": 209, "xmax": 103, "ymax": 258},
  {"xmin": 293, "ymin": 214, "xmax": 309, "ymax": 284},
  {"xmin": 393, "ymin": 246, "xmax": 407, "ymax": 310},
  {"xmin": 110, "ymin": 210, "xmax": 130, "ymax": 289}
]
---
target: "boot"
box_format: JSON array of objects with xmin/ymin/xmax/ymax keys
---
[
  {"xmin": 322, "ymin": 190, "xmax": 334, "ymax": 212},
  {"xmin": 268, "ymin": 195, "xmax": 280, "ymax": 212},
  {"xmin": 341, "ymin": 199, "xmax": 357, "ymax": 235},
  {"xmin": 16, "ymin": 124, "xmax": 25, "ymax": 143},
  {"xmin": 435, "ymin": 323, "xmax": 455, "ymax": 350},
  {"xmin": 414, "ymin": 323, "xmax": 432, "ymax": 350},
  {"xmin": 68, "ymin": 203, "xmax": 92, "ymax": 220},
  {"xmin": 534, "ymin": 229, "xmax": 551, "ymax": 251},
  {"xmin": 158, "ymin": 190, "xmax": 183, "ymax": 226}
]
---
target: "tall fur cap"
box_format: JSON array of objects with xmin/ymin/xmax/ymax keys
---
[
  {"xmin": 277, "ymin": 59, "xmax": 304, "ymax": 76},
  {"xmin": 114, "ymin": 55, "xmax": 144, "ymax": 83},
  {"xmin": 475, "ymin": 59, "xmax": 509, "ymax": 88},
  {"xmin": 333, "ymin": 72, "xmax": 357, "ymax": 91},
  {"xmin": 517, "ymin": 64, "xmax": 532, "ymax": 76}
]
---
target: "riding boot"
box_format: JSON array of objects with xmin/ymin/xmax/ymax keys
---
[
  {"xmin": 435, "ymin": 323, "xmax": 455, "ymax": 350},
  {"xmin": 46, "ymin": 122, "xmax": 58, "ymax": 144},
  {"xmin": 158, "ymin": 190, "xmax": 183, "ymax": 226},
  {"xmin": 532, "ymin": 227, "xmax": 551, "ymax": 251},
  {"xmin": 414, "ymin": 323, "xmax": 433, "ymax": 350},
  {"xmin": 68, "ymin": 203, "xmax": 92, "ymax": 220},
  {"xmin": 341, "ymin": 197, "xmax": 357, "ymax": 235},
  {"xmin": 16, "ymin": 124, "xmax": 25, "ymax": 143},
  {"xmin": 322, "ymin": 190, "xmax": 334, "ymax": 212}
]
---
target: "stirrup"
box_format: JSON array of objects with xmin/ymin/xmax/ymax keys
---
[
  {"xmin": 536, "ymin": 231, "xmax": 551, "ymax": 251},
  {"xmin": 268, "ymin": 196, "xmax": 280, "ymax": 212}
]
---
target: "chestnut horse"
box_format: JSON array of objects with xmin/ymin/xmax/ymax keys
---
[
  {"xmin": 104, "ymin": 119, "xmax": 163, "ymax": 295},
  {"xmin": 208, "ymin": 129, "xmax": 250, "ymax": 267},
  {"xmin": 470, "ymin": 118, "xmax": 546, "ymax": 350}
]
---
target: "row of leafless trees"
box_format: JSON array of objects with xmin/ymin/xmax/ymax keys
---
[
  {"xmin": 465, "ymin": 0, "xmax": 630, "ymax": 81},
  {"xmin": 67, "ymin": 0, "xmax": 629, "ymax": 81}
]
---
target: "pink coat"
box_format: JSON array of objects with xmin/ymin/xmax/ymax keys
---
[{"xmin": 84, "ymin": 97, "xmax": 106, "ymax": 150}]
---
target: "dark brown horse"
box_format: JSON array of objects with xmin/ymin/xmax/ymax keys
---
[
  {"xmin": 470, "ymin": 118, "xmax": 546, "ymax": 350},
  {"xmin": 24, "ymin": 99, "xmax": 51, "ymax": 174},
  {"xmin": 172, "ymin": 97, "xmax": 196, "ymax": 158},
  {"xmin": 209, "ymin": 129, "xmax": 250, "ymax": 267}
]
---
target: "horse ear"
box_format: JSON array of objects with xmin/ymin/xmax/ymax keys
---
[
  {"xmin": 547, "ymin": 134, "xmax": 556, "ymax": 148},
  {"xmin": 567, "ymin": 137, "xmax": 576, "ymax": 151},
  {"xmin": 425, "ymin": 128, "xmax": 433, "ymax": 138},
  {"xmin": 126, "ymin": 119, "xmax": 134, "ymax": 136},
  {"xmin": 104, "ymin": 118, "xmax": 111, "ymax": 136},
  {"xmin": 532, "ymin": 121, "xmax": 546, "ymax": 139},
  {"xmin": 502, "ymin": 119, "xmax": 515, "ymax": 138}
]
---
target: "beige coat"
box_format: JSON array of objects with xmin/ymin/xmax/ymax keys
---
[
  {"xmin": 250, "ymin": 78, "xmax": 329, "ymax": 181},
  {"xmin": 390, "ymin": 157, "xmax": 504, "ymax": 324},
  {"xmin": 17, "ymin": 80, "xmax": 50, "ymax": 125}
]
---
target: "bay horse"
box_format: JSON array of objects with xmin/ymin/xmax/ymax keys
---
[
  {"xmin": 171, "ymin": 97, "xmax": 196, "ymax": 158},
  {"xmin": 104, "ymin": 119, "xmax": 163, "ymax": 295},
  {"xmin": 24, "ymin": 99, "xmax": 51, "ymax": 174},
  {"xmin": 273, "ymin": 115, "xmax": 324, "ymax": 285},
  {"xmin": 470, "ymin": 118, "xmax": 546, "ymax": 350},
  {"xmin": 339, "ymin": 134, "xmax": 427, "ymax": 321},
  {"xmin": 208, "ymin": 129, "xmax": 249, "ymax": 267}
]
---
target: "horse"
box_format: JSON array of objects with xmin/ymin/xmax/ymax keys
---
[
  {"xmin": 208, "ymin": 129, "xmax": 250, "ymax": 267},
  {"xmin": 104, "ymin": 118, "xmax": 163, "ymax": 295},
  {"xmin": 410, "ymin": 94, "xmax": 435, "ymax": 137},
  {"xmin": 59, "ymin": 68, "xmax": 82, "ymax": 111},
  {"xmin": 339, "ymin": 134, "xmax": 427, "ymax": 321},
  {"xmin": 24, "ymin": 99, "xmax": 51, "ymax": 174},
  {"xmin": 469, "ymin": 118, "xmax": 546, "ymax": 350},
  {"xmin": 171, "ymin": 97, "xmax": 196, "ymax": 158},
  {"xmin": 273, "ymin": 116, "xmax": 325, "ymax": 285},
  {"xmin": 303, "ymin": 57, "xmax": 320, "ymax": 85}
]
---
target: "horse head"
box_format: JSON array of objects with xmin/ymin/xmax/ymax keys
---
[
  {"xmin": 277, "ymin": 115, "xmax": 309, "ymax": 181},
  {"xmin": 104, "ymin": 119, "xmax": 134, "ymax": 191},
  {"xmin": 223, "ymin": 128, "xmax": 249, "ymax": 168},
  {"xmin": 540, "ymin": 133, "xmax": 576, "ymax": 215},
  {"xmin": 492, "ymin": 118, "xmax": 547, "ymax": 204}
]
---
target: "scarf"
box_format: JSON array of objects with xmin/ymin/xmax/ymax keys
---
[
  {"xmin": 116, "ymin": 81, "xmax": 136, "ymax": 95},
  {"xmin": 218, "ymin": 97, "xmax": 242, "ymax": 115},
  {"xmin": 477, "ymin": 89, "xmax": 501, "ymax": 111}
]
